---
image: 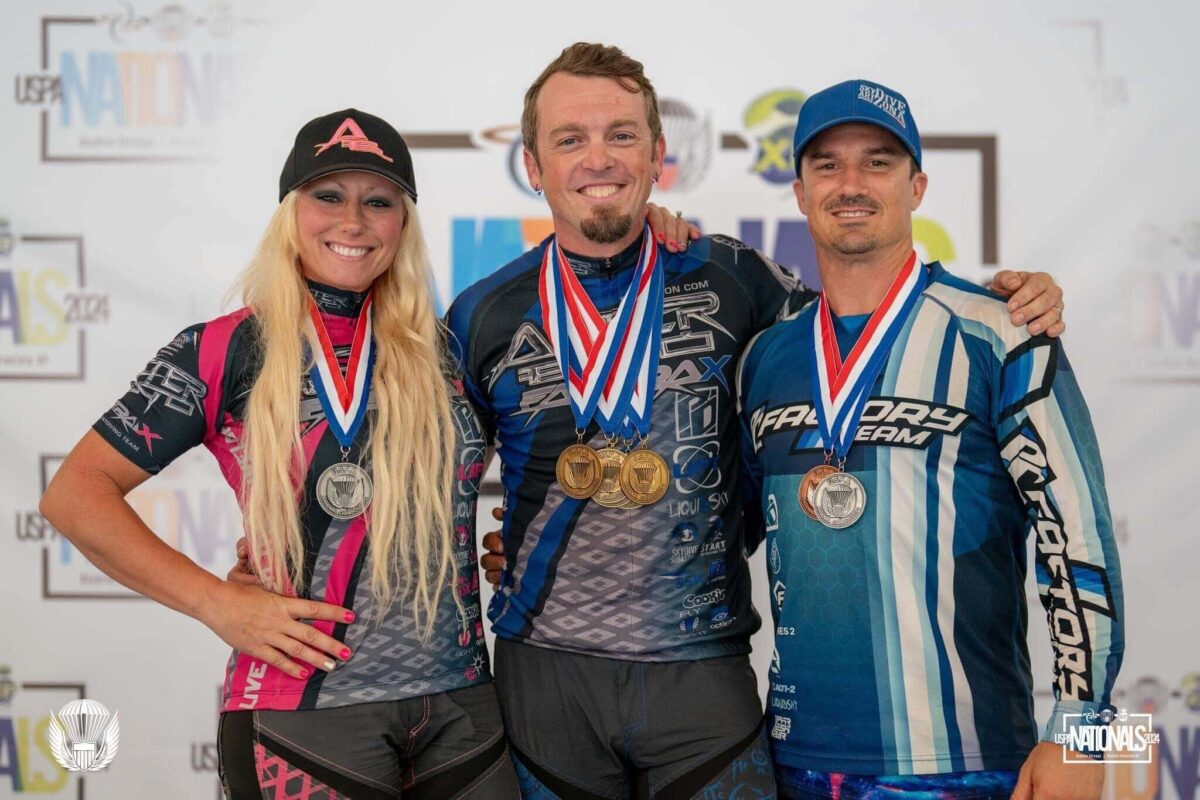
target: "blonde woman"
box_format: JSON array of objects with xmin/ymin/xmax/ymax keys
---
[{"xmin": 40, "ymin": 109, "xmax": 520, "ymax": 798}]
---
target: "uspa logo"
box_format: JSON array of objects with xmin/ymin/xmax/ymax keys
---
[
  {"xmin": 48, "ymin": 700, "xmax": 119, "ymax": 772},
  {"xmin": 0, "ymin": 221, "xmax": 107, "ymax": 380},
  {"xmin": 17, "ymin": 449, "xmax": 241, "ymax": 598},
  {"xmin": 12, "ymin": 4, "xmax": 253, "ymax": 161},
  {"xmin": 0, "ymin": 673, "xmax": 98, "ymax": 795},
  {"xmin": 1053, "ymin": 708, "xmax": 1160, "ymax": 763},
  {"xmin": 657, "ymin": 98, "xmax": 713, "ymax": 193}
]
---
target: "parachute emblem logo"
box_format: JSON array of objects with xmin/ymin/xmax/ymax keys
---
[
  {"xmin": 48, "ymin": 699, "xmax": 120, "ymax": 772},
  {"xmin": 658, "ymin": 98, "xmax": 713, "ymax": 192}
]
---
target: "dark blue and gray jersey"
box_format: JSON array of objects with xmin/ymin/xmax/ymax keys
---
[{"xmin": 447, "ymin": 233, "xmax": 810, "ymax": 661}]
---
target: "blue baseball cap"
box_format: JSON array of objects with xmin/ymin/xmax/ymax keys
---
[{"xmin": 792, "ymin": 79, "xmax": 921, "ymax": 174}]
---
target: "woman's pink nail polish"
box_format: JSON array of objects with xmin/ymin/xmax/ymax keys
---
[
  {"xmin": 299, "ymin": 668, "xmax": 311, "ymax": 679},
  {"xmin": 340, "ymin": 648, "xmax": 351, "ymax": 660},
  {"xmin": 344, "ymin": 611, "xmax": 355, "ymax": 623}
]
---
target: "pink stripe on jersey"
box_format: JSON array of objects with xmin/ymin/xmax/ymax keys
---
[
  {"xmin": 314, "ymin": 515, "xmax": 368, "ymax": 640},
  {"xmin": 207, "ymin": 413, "xmax": 244, "ymax": 498},
  {"xmin": 224, "ymin": 653, "xmax": 304, "ymax": 712},
  {"xmin": 221, "ymin": 308, "xmax": 364, "ymax": 713},
  {"xmin": 198, "ymin": 307, "xmax": 253, "ymax": 440},
  {"xmin": 221, "ymin": 442, "xmax": 362, "ymax": 713}
]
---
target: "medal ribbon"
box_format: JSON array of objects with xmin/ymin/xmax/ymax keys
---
[
  {"xmin": 810, "ymin": 252, "xmax": 927, "ymax": 461},
  {"xmin": 306, "ymin": 293, "xmax": 376, "ymax": 449},
  {"xmin": 539, "ymin": 225, "xmax": 663, "ymax": 437}
]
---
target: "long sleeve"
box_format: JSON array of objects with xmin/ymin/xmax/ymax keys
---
[{"xmin": 993, "ymin": 335, "xmax": 1125, "ymax": 742}]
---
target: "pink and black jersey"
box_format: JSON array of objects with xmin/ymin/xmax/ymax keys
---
[{"xmin": 93, "ymin": 281, "xmax": 491, "ymax": 712}]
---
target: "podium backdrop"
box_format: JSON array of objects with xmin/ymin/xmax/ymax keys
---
[{"xmin": 2, "ymin": 1, "xmax": 1197, "ymax": 797}]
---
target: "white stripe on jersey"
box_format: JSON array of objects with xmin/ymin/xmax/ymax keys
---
[
  {"xmin": 879, "ymin": 295, "xmax": 985, "ymax": 771},
  {"xmin": 937, "ymin": 331, "xmax": 985, "ymax": 770},
  {"xmin": 886, "ymin": 307, "xmax": 936, "ymax": 770}
]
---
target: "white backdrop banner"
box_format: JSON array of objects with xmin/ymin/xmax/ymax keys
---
[{"xmin": 2, "ymin": 1, "xmax": 1197, "ymax": 798}]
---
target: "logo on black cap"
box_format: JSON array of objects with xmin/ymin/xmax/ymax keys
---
[{"xmin": 313, "ymin": 117, "xmax": 395, "ymax": 163}]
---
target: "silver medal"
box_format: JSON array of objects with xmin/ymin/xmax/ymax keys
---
[
  {"xmin": 316, "ymin": 462, "xmax": 373, "ymax": 519},
  {"xmin": 812, "ymin": 472, "xmax": 866, "ymax": 529}
]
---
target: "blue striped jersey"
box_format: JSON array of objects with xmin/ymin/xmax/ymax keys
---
[{"xmin": 737, "ymin": 262, "xmax": 1124, "ymax": 775}]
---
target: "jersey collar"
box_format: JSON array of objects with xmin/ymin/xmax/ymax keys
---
[
  {"xmin": 306, "ymin": 279, "xmax": 369, "ymax": 318},
  {"xmin": 560, "ymin": 231, "xmax": 646, "ymax": 277}
]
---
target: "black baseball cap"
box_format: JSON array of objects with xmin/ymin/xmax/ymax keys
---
[{"xmin": 278, "ymin": 108, "xmax": 417, "ymax": 202}]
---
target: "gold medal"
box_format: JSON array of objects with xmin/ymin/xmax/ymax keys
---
[
  {"xmin": 798, "ymin": 464, "xmax": 838, "ymax": 520},
  {"xmin": 619, "ymin": 448, "xmax": 670, "ymax": 506},
  {"xmin": 556, "ymin": 443, "xmax": 604, "ymax": 499},
  {"xmin": 592, "ymin": 447, "xmax": 631, "ymax": 508}
]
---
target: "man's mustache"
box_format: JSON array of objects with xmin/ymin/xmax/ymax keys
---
[{"xmin": 823, "ymin": 195, "xmax": 880, "ymax": 212}]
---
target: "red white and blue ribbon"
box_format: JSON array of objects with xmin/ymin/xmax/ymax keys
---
[
  {"xmin": 810, "ymin": 252, "xmax": 927, "ymax": 461},
  {"xmin": 307, "ymin": 293, "xmax": 375, "ymax": 449},
  {"xmin": 539, "ymin": 226, "xmax": 663, "ymax": 437}
]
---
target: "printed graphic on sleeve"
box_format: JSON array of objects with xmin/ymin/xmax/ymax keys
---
[{"xmin": 1001, "ymin": 422, "xmax": 1116, "ymax": 703}]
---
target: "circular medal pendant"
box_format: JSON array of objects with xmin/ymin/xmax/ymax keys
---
[
  {"xmin": 592, "ymin": 447, "xmax": 632, "ymax": 508},
  {"xmin": 798, "ymin": 464, "xmax": 839, "ymax": 520},
  {"xmin": 316, "ymin": 462, "xmax": 373, "ymax": 520},
  {"xmin": 556, "ymin": 444, "xmax": 604, "ymax": 499},
  {"xmin": 812, "ymin": 471, "xmax": 866, "ymax": 529},
  {"xmin": 619, "ymin": 449, "xmax": 670, "ymax": 506}
]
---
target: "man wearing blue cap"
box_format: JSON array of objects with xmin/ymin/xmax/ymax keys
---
[{"xmin": 737, "ymin": 80, "xmax": 1124, "ymax": 799}]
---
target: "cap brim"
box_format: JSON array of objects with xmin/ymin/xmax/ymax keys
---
[
  {"xmin": 793, "ymin": 114, "xmax": 921, "ymax": 173},
  {"xmin": 284, "ymin": 165, "xmax": 417, "ymax": 202}
]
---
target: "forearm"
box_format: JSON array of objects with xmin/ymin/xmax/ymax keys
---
[{"xmin": 40, "ymin": 466, "xmax": 225, "ymax": 623}]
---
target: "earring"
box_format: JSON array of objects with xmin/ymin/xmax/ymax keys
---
[{"xmin": 532, "ymin": 184, "xmax": 543, "ymax": 195}]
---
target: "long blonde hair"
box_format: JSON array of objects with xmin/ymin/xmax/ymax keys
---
[{"xmin": 235, "ymin": 191, "xmax": 459, "ymax": 639}]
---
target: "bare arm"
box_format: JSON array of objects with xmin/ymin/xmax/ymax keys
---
[
  {"xmin": 43, "ymin": 430, "xmax": 219, "ymax": 615},
  {"xmin": 41, "ymin": 430, "xmax": 354, "ymax": 678}
]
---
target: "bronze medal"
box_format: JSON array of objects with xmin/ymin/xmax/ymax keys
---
[
  {"xmin": 592, "ymin": 447, "xmax": 632, "ymax": 508},
  {"xmin": 556, "ymin": 443, "xmax": 604, "ymax": 499},
  {"xmin": 619, "ymin": 449, "xmax": 670, "ymax": 506},
  {"xmin": 798, "ymin": 464, "xmax": 838, "ymax": 520}
]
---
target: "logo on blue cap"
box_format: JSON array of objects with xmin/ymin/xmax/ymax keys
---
[
  {"xmin": 856, "ymin": 84, "xmax": 907, "ymax": 129},
  {"xmin": 791, "ymin": 79, "xmax": 921, "ymax": 174}
]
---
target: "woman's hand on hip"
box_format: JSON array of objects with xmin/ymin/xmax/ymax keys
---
[{"xmin": 199, "ymin": 582, "xmax": 355, "ymax": 680}]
